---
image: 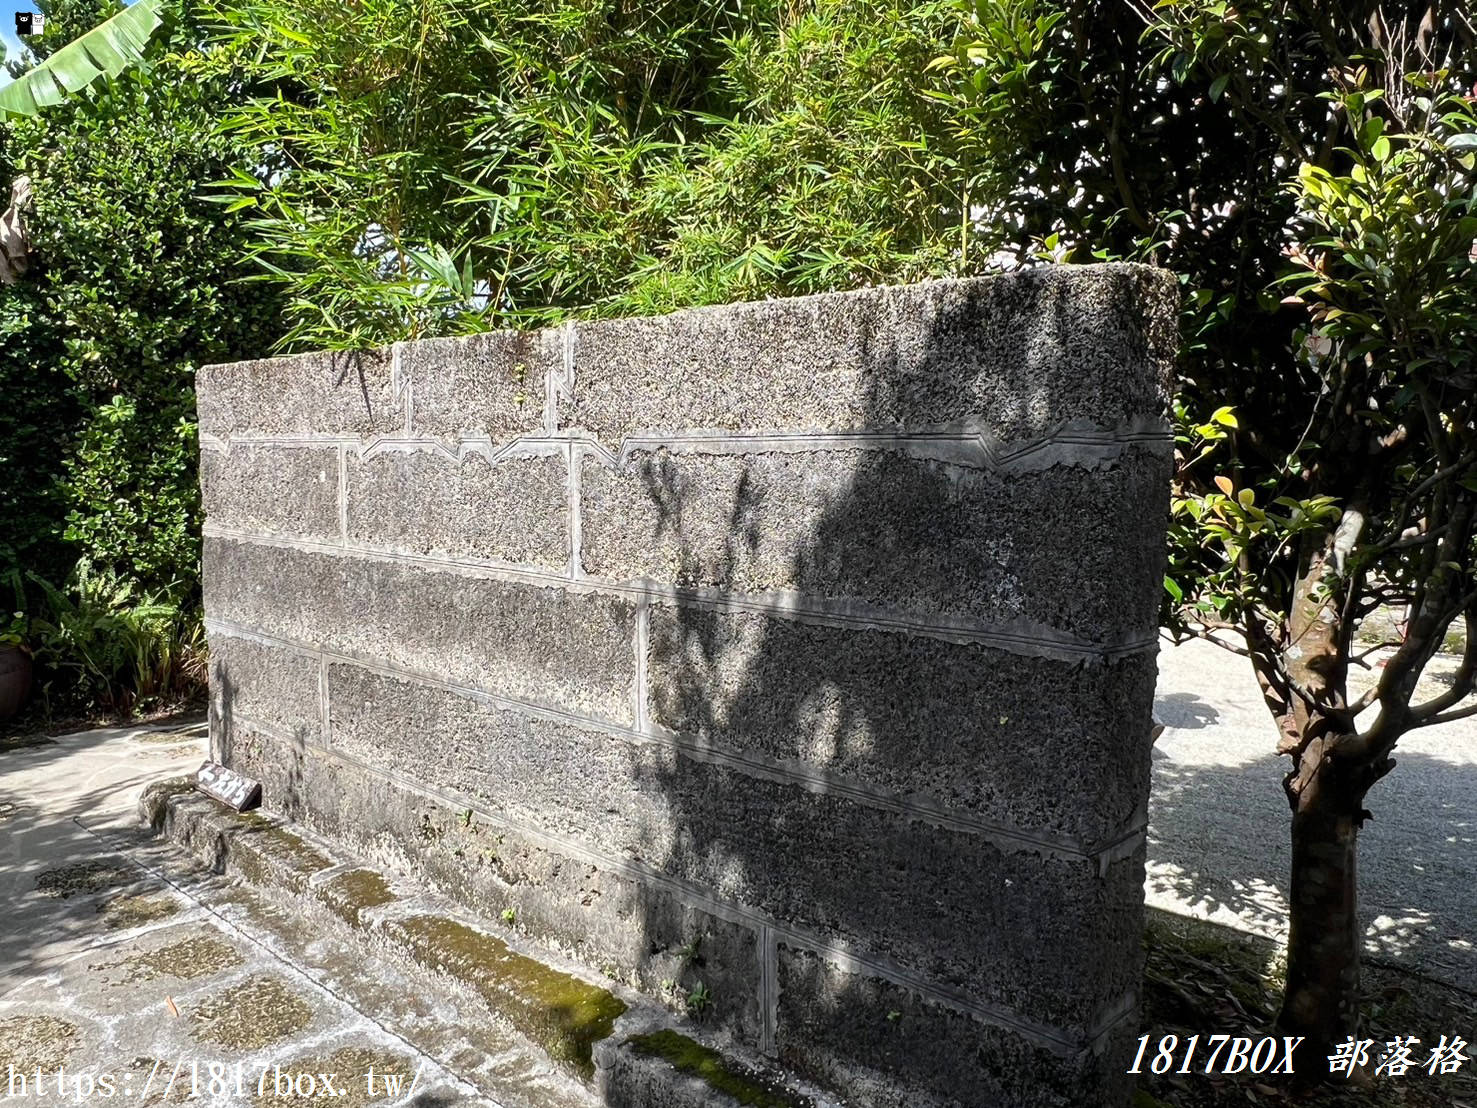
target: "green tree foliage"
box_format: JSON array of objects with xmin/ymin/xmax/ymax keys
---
[
  {"xmin": 609, "ymin": 1, "xmax": 970, "ymax": 312},
  {"xmin": 5, "ymin": 54, "xmax": 282, "ymax": 591},
  {"xmin": 4, "ymin": 0, "xmax": 120, "ymax": 75},
  {"xmin": 0, "ymin": 279, "xmax": 73, "ymax": 581},
  {"xmin": 938, "ymin": 0, "xmax": 1477, "ymax": 1074},
  {"xmin": 192, "ymin": 0, "xmax": 526, "ymax": 350},
  {"xmin": 0, "ymin": 0, "xmax": 168, "ymax": 117}
]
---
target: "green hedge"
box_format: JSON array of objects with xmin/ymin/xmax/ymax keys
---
[{"xmin": 0, "ymin": 8, "xmax": 284, "ymax": 717}]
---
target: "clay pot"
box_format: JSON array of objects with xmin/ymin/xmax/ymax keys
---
[{"xmin": 0, "ymin": 645, "xmax": 32, "ymax": 722}]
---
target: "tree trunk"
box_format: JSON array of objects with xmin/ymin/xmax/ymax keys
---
[{"xmin": 1277, "ymin": 736, "xmax": 1368, "ymax": 1083}]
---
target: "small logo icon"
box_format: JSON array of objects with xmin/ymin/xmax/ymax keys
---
[{"xmin": 15, "ymin": 12, "xmax": 44, "ymax": 37}]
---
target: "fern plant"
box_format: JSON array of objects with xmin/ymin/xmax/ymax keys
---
[{"xmin": 25, "ymin": 561, "xmax": 204, "ymax": 714}]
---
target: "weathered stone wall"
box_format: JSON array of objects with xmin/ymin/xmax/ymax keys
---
[{"xmin": 198, "ymin": 264, "xmax": 1177, "ymax": 1107}]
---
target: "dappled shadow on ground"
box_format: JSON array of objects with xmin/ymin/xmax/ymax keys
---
[
  {"xmin": 1147, "ymin": 741, "xmax": 1477, "ymax": 996},
  {"xmin": 1137, "ymin": 907, "xmax": 1477, "ymax": 1108},
  {"xmin": 1155, "ymin": 691, "xmax": 1221, "ymax": 730},
  {"xmin": 1, "ymin": 702, "xmax": 206, "ymax": 750},
  {"xmin": 0, "ymin": 725, "xmax": 208, "ymax": 995}
]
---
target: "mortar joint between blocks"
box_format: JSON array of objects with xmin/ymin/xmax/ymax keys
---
[
  {"xmin": 566, "ymin": 441, "xmax": 583, "ymax": 582},
  {"xmin": 634, "ymin": 597, "xmax": 650, "ymax": 734},
  {"xmin": 391, "ymin": 341, "xmax": 411, "ymax": 435},
  {"xmin": 336, "ymin": 443, "xmax": 348, "ymax": 547},
  {"xmin": 759, "ymin": 923, "xmax": 778, "ymax": 1057},
  {"xmin": 318, "ymin": 652, "xmax": 331, "ymax": 747}
]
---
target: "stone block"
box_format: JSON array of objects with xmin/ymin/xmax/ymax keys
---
[
  {"xmin": 203, "ymin": 537, "xmax": 635, "ymax": 724},
  {"xmin": 197, "ymin": 348, "xmax": 401, "ymax": 438},
  {"xmin": 323, "ymin": 663, "xmax": 1139, "ymax": 1036},
  {"xmin": 774, "ymin": 945, "xmax": 1138, "ymax": 1108},
  {"xmin": 325, "ymin": 663, "xmax": 637, "ymax": 838},
  {"xmin": 207, "ymin": 631, "xmax": 322, "ymax": 748},
  {"xmin": 200, "ymin": 444, "xmax": 340, "ymax": 541},
  {"xmin": 647, "ymin": 605, "xmax": 1156, "ymax": 844},
  {"xmin": 404, "ymin": 329, "xmax": 555, "ymax": 442},
  {"xmin": 345, "ymin": 451, "xmax": 568, "ymax": 568},
  {"xmin": 581, "ymin": 447, "xmax": 1168, "ymax": 639},
  {"xmin": 627, "ymin": 765, "xmax": 1144, "ymax": 1037},
  {"xmin": 564, "ymin": 265, "xmax": 1176, "ymax": 446}
]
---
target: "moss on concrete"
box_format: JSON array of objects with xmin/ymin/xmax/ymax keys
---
[
  {"xmin": 35, "ymin": 860, "xmax": 133, "ymax": 899},
  {"xmin": 0, "ymin": 1015, "xmax": 79, "ymax": 1071},
  {"xmin": 120, "ymin": 934, "xmax": 243, "ymax": 983},
  {"xmin": 316, "ymin": 869, "xmax": 396, "ymax": 929},
  {"xmin": 99, "ymin": 892, "xmax": 182, "ymax": 931},
  {"xmin": 190, "ymin": 975, "xmax": 315, "ymax": 1050},
  {"xmin": 229, "ymin": 818, "xmax": 332, "ymax": 892},
  {"xmin": 391, "ymin": 914, "xmax": 626, "ymax": 1081},
  {"xmin": 627, "ymin": 1030, "xmax": 809, "ymax": 1108}
]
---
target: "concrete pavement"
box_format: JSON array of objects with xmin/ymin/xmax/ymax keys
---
[{"xmin": 0, "ymin": 720, "xmax": 485, "ymax": 1106}]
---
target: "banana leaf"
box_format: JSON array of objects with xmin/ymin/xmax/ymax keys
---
[{"xmin": 0, "ymin": 0, "xmax": 169, "ymax": 119}]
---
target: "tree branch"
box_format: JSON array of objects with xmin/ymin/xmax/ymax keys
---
[
  {"xmin": 1421, "ymin": 699, "xmax": 1477, "ymax": 726},
  {"xmin": 1169, "ymin": 615, "xmax": 1254, "ymax": 657},
  {"xmin": 1352, "ymin": 638, "xmax": 1404, "ymax": 664},
  {"xmin": 1349, "ymin": 500, "xmax": 1476, "ymax": 758},
  {"xmin": 1411, "ymin": 606, "xmax": 1477, "ymax": 720}
]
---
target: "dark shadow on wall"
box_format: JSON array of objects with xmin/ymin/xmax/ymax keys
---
[
  {"xmin": 211, "ymin": 662, "xmax": 237, "ymax": 766},
  {"xmin": 623, "ymin": 272, "xmax": 1170, "ymax": 1101},
  {"xmin": 210, "ymin": 660, "xmax": 310, "ymax": 827},
  {"xmin": 330, "ymin": 348, "xmax": 377, "ymax": 416}
]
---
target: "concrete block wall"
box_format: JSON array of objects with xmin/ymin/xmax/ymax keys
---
[{"xmin": 198, "ymin": 263, "xmax": 1178, "ymax": 1107}]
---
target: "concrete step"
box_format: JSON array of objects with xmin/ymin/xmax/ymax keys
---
[{"xmin": 141, "ymin": 779, "xmax": 836, "ymax": 1108}]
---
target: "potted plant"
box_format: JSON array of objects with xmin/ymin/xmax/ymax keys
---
[{"xmin": 0, "ymin": 610, "xmax": 31, "ymax": 722}]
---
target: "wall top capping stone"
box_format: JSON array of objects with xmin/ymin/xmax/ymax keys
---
[
  {"xmin": 198, "ymin": 263, "xmax": 1176, "ymax": 452},
  {"xmin": 197, "ymin": 346, "xmax": 403, "ymax": 439},
  {"xmin": 562, "ymin": 263, "xmax": 1176, "ymax": 445}
]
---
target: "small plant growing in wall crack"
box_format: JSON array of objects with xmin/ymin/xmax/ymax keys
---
[
  {"xmin": 501, "ymin": 907, "xmax": 516, "ymax": 925},
  {"xmin": 459, "ymin": 808, "xmax": 474, "ymax": 829},
  {"xmin": 685, "ymin": 981, "xmax": 712, "ymax": 1019}
]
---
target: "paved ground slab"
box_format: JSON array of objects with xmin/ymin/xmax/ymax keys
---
[{"xmin": 0, "ymin": 721, "xmax": 485, "ymax": 1106}]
